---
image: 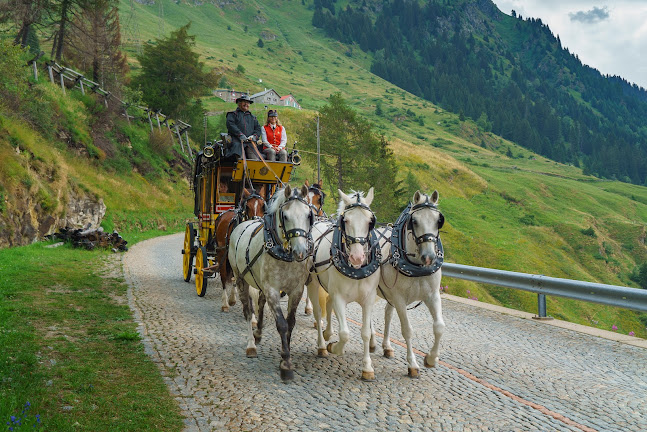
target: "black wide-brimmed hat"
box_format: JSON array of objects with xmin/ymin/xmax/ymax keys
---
[
  {"xmin": 235, "ymin": 94, "xmax": 253, "ymax": 104},
  {"xmin": 267, "ymin": 109, "xmax": 278, "ymax": 117}
]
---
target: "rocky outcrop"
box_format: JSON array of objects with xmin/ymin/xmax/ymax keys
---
[{"xmin": 0, "ymin": 184, "xmax": 106, "ymax": 248}]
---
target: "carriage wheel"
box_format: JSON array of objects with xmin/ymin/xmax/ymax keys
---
[
  {"xmin": 195, "ymin": 246, "xmax": 208, "ymax": 297},
  {"xmin": 182, "ymin": 223, "xmax": 196, "ymax": 282}
]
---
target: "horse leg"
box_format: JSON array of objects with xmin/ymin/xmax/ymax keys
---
[
  {"xmin": 266, "ymin": 289, "xmax": 294, "ymax": 381},
  {"xmin": 307, "ymin": 282, "xmax": 327, "ymax": 357},
  {"xmin": 318, "ymin": 287, "xmax": 328, "ymax": 329},
  {"xmin": 249, "ymin": 287, "xmax": 260, "ymax": 329},
  {"xmin": 360, "ymin": 300, "xmax": 376, "ymax": 381},
  {"xmin": 253, "ymin": 290, "xmax": 266, "ymax": 344},
  {"xmin": 235, "ymin": 278, "xmax": 257, "ymax": 358},
  {"xmin": 220, "ymin": 263, "xmax": 231, "ymax": 312},
  {"xmin": 382, "ymin": 303, "xmax": 396, "ymax": 359},
  {"xmin": 394, "ymin": 304, "xmax": 420, "ymax": 378},
  {"xmin": 286, "ymin": 286, "xmax": 303, "ymax": 347},
  {"xmin": 227, "ymin": 275, "xmax": 237, "ymax": 306},
  {"xmin": 322, "ymin": 292, "xmax": 334, "ymax": 341},
  {"xmin": 423, "ymin": 283, "xmax": 445, "ymax": 368},
  {"xmin": 304, "ymin": 296, "xmax": 313, "ymax": 315},
  {"xmin": 326, "ymin": 295, "xmax": 349, "ymax": 356}
]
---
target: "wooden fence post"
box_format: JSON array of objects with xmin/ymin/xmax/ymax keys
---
[
  {"xmin": 60, "ymin": 73, "xmax": 66, "ymax": 95},
  {"xmin": 174, "ymin": 124, "xmax": 186, "ymax": 154}
]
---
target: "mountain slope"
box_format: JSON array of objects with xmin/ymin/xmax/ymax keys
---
[
  {"xmin": 312, "ymin": 0, "xmax": 647, "ymax": 185},
  {"xmin": 113, "ymin": 0, "xmax": 647, "ymax": 336}
]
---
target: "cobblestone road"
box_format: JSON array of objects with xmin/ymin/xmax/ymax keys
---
[{"xmin": 122, "ymin": 233, "xmax": 647, "ymax": 432}]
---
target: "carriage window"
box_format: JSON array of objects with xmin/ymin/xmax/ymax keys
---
[{"xmin": 217, "ymin": 168, "xmax": 235, "ymax": 203}]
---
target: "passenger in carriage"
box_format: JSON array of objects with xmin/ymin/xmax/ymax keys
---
[
  {"xmin": 225, "ymin": 94, "xmax": 262, "ymax": 161},
  {"xmin": 261, "ymin": 110, "xmax": 288, "ymax": 162}
]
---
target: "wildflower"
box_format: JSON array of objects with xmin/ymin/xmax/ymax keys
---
[
  {"xmin": 629, "ymin": 331, "xmax": 635, "ymax": 337},
  {"xmin": 612, "ymin": 324, "xmax": 618, "ymax": 331},
  {"xmin": 467, "ymin": 290, "xmax": 471, "ymax": 294}
]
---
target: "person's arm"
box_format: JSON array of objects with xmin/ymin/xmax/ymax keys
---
[
  {"xmin": 279, "ymin": 127, "xmax": 287, "ymax": 150},
  {"xmin": 226, "ymin": 112, "xmax": 243, "ymax": 138},
  {"xmin": 253, "ymin": 117, "xmax": 262, "ymax": 142},
  {"xmin": 261, "ymin": 126, "xmax": 269, "ymax": 146}
]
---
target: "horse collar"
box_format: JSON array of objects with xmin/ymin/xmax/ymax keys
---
[{"xmin": 330, "ymin": 223, "xmax": 381, "ymax": 280}]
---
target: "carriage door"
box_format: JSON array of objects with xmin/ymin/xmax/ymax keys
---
[{"xmin": 216, "ymin": 167, "xmax": 236, "ymax": 215}]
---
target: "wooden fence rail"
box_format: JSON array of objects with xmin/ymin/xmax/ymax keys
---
[{"xmin": 26, "ymin": 53, "xmax": 193, "ymax": 160}]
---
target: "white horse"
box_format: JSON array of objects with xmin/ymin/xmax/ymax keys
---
[
  {"xmin": 228, "ymin": 185, "xmax": 314, "ymax": 381},
  {"xmin": 306, "ymin": 188, "xmax": 381, "ymax": 381},
  {"xmin": 376, "ymin": 190, "xmax": 446, "ymax": 378}
]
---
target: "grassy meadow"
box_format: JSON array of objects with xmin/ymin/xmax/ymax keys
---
[{"xmin": 0, "ymin": 239, "xmax": 184, "ymax": 431}]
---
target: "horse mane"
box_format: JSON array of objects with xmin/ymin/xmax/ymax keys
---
[
  {"xmin": 337, "ymin": 190, "xmax": 365, "ymax": 215},
  {"xmin": 268, "ymin": 187, "xmax": 289, "ymax": 215}
]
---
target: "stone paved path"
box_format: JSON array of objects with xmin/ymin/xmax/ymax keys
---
[{"xmin": 123, "ymin": 233, "xmax": 647, "ymax": 432}]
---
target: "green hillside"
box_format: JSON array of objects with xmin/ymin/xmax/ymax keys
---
[
  {"xmin": 118, "ymin": 0, "xmax": 647, "ymax": 336},
  {"xmin": 0, "ymin": 0, "xmax": 644, "ymax": 338}
]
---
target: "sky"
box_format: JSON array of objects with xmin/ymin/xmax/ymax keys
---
[{"xmin": 490, "ymin": 1, "xmax": 647, "ymax": 89}]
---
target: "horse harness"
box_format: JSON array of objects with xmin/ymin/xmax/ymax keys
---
[
  {"xmin": 235, "ymin": 194, "xmax": 314, "ymax": 287},
  {"xmin": 308, "ymin": 185, "xmax": 328, "ymax": 219},
  {"xmin": 378, "ymin": 198, "xmax": 445, "ymax": 309},
  {"xmin": 310, "ymin": 195, "xmax": 381, "ymax": 281}
]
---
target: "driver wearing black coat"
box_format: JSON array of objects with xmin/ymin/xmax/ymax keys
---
[{"xmin": 225, "ymin": 94, "xmax": 262, "ymax": 160}]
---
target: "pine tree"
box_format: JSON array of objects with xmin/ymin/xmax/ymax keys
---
[
  {"xmin": 65, "ymin": 0, "xmax": 127, "ymax": 90},
  {"xmin": 132, "ymin": 23, "xmax": 217, "ymax": 123},
  {"xmin": 297, "ymin": 93, "xmax": 404, "ymax": 220}
]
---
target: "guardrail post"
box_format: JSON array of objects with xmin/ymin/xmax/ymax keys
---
[{"xmin": 533, "ymin": 293, "xmax": 553, "ymax": 320}]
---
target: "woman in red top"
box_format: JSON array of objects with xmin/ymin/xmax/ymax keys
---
[{"xmin": 261, "ymin": 110, "xmax": 288, "ymax": 162}]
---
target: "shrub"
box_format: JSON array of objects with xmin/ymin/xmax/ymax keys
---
[
  {"xmin": 148, "ymin": 129, "xmax": 174, "ymax": 160},
  {"xmin": 581, "ymin": 227, "xmax": 596, "ymax": 237}
]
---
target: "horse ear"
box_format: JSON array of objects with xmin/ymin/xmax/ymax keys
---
[
  {"xmin": 284, "ymin": 185, "xmax": 292, "ymax": 198},
  {"xmin": 365, "ymin": 187, "xmax": 375, "ymax": 206},
  {"xmin": 318, "ymin": 178, "xmax": 323, "ymax": 187},
  {"xmin": 258, "ymin": 185, "xmax": 266, "ymax": 200},
  {"xmin": 301, "ymin": 184, "xmax": 308, "ymax": 197},
  {"xmin": 305, "ymin": 179, "xmax": 310, "ymax": 187},
  {"xmin": 338, "ymin": 189, "xmax": 351, "ymax": 205},
  {"xmin": 431, "ymin": 190, "xmax": 439, "ymax": 205},
  {"xmin": 413, "ymin": 190, "xmax": 422, "ymax": 204}
]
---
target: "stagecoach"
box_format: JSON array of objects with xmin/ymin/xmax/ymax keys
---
[{"xmin": 181, "ymin": 134, "xmax": 301, "ymax": 296}]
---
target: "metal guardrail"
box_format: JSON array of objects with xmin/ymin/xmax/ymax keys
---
[{"xmin": 442, "ymin": 263, "xmax": 647, "ymax": 315}]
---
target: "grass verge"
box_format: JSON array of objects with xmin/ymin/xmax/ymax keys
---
[{"xmin": 0, "ymin": 241, "xmax": 184, "ymax": 431}]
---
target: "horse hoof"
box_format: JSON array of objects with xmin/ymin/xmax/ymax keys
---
[
  {"xmin": 408, "ymin": 368, "xmax": 420, "ymax": 379},
  {"xmin": 317, "ymin": 348, "xmax": 328, "ymax": 358},
  {"xmin": 305, "ymin": 307, "xmax": 313, "ymax": 315},
  {"xmin": 384, "ymin": 349, "xmax": 395, "ymax": 359},
  {"xmin": 246, "ymin": 347, "xmax": 257, "ymax": 358},
  {"xmin": 369, "ymin": 345, "xmax": 376, "ymax": 353},
  {"xmin": 424, "ymin": 356, "xmax": 438, "ymax": 368},
  {"xmin": 252, "ymin": 322, "xmax": 258, "ymax": 330},
  {"xmin": 280, "ymin": 368, "xmax": 294, "ymax": 381},
  {"xmin": 361, "ymin": 371, "xmax": 375, "ymax": 381},
  {"xmin": 326, "ymin": 342, "xmax": 334, "ymax": 353},
  {"xmin": 221, "ymin": 306, "xmax": 229, "ymax": 312},
  {"xmin": 228, "ymin": 299, "xmax": 236, "ymax": 306}
]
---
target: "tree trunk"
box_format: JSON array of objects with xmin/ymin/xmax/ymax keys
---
[{"xmin": 54, "ymin": 0, "xmax": 70, "ymax": 61}]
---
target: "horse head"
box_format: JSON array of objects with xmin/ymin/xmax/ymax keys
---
[
  {"xmin": 269, "ymin": 184, "xmax": 314, "ymax": 262},
  {"xmin": 409, "ymin": 190, "xmax": 444, "ymax": 266},
  {"xmin": 240, "ymin": 188, "xmax": 266, "ymax": 219},
  {"xmin": 337, "ymin": 187, "xmax": 376, "ymax": 269},
  {"xmin": 305, "ymin": 179, "xmax": 326, "ymax": 217}
]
